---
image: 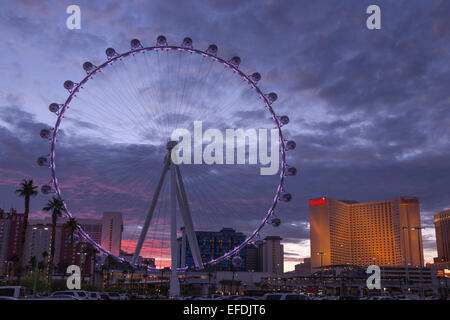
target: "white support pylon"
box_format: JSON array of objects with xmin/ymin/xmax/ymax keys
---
[
  {"xmin": 175, "ymin": 165, "xmax": 203, "ymax": 269},
  {"xmin": 132, "ymin": 159, "xmax": 169, "ymax": 266},
  {"xmin": 169, "ymin": 163, "xmax": 181, "ymax": 297},
  {"xmin": 132, "ymin": 141, "xmax": 202, "ymax": 297}
]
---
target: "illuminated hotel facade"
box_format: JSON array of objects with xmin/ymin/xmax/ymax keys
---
[
  {"xmin": 310, "ymin": 197, "xmax": 423, "ymax": 271},
  {"xmin": 434, "ymin": 209, "xmax": 450, "ymax": 265}
]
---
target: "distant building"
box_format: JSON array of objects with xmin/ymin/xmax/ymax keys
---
[
  {"xmin": 245, "ymin": 244, "xmax": 260, "ymax": 272},
  {"xmin": 0, "ymin": 209, "xmax": 24, "ymax": 274},
  {"xmin": 100, "ymin": 212, "xmax": 123, "ymax": 256},
  {"xmin": 434, "ymin": 209, "xmax": 450, "ymax": 266},
  {"xmin": 294, "ymin": 257, "xmax": 311, "ymax": 274},
  {"xmin": 310, "ymin": 196, "xmax": 424, "ymax": 271},
  {"xmin": 259, "ymin": 236, "xmax": 284, "ymax": 274},
  {"xmin": 179, "ymin": 228, "xmax": 247, "ymax": 271},
  {"xmin": 22, "ymin": 222, "xmax": 87, "ymax": 272},
  {"xmin": 20, "ymin": 212, "xmax": 124, "ymax": 270}
]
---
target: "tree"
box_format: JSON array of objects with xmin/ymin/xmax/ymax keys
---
[
  {"xmin": 80, "ymin": 245, "xmax": 99, "ymax": 286},
  {"xmin": 64, "ymin": 218, "xmax": 78, "ymax": 245},
  {"xmin": 104, "ymin": 255, "xmax": 116, "ymax": 288},
  {"xmin": 42, "ymin": 197, "xmax": 65, "ymax": 284},
  {"xmin": 15, "ymin": 179, "xmax": 38, "ymax": 275},
  {"xmin": 8, "ymin": 254, "xmax": 20, "ymax": 284},
  {"xmin": 64, "ymin": 218, "xmax": 78, "ymax": 264}
]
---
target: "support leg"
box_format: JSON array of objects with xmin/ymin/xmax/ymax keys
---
[
  {"xmin": 169, "ymin": 165, "xmax": 180, "ymax": 297},
  {"xmin": 132, "ymin": 160, "xmax": 170, "ymax": 265},
  {"xmin": 175, "ymin": 165, "xmax": 204, "ymax": 269}
]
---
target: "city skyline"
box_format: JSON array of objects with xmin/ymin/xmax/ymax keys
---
[{"xmin": 0, "ymin": 0, "xmax": 449, "ymax": 272}]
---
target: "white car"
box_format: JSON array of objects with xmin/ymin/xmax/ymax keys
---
[
  {"xmin": 0, "ymin": 286, "xmax": 26, "ymax": 299},
  {"xmin": 261, "ymin": 292, "xmax": 311, "ymax": 300},
  {"xmin": 107, "ymin": 292, "xmax": 121, "ymax": 300},
  {"xmin": 51, "ymin": 290, "xmax": 90, "ymax": 300},
  {"xmin": 119, "ymin": 293, "xmax": 130, "ymax": 300},
  {"xmin": 88, "ymin": 292, "xmax": 103, "ymax": 300},
  {"xmin": 45, "ymin": 295, "xmax": 82, "ymax": 300}
]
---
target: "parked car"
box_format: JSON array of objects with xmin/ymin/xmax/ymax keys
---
[
  {"xmin": 0, "ymin": 286, "xmax": 26, "ymax": 299},
  {"xmin": 261, "ymin": 292, "xmax": 311, "ymax": 300},
  {"xmin": 215, "ymin": 295, "xmax": 239, "ymax": 300},
  {"xmin": 44, "ymin": 295, "xmax": 82, "ymax": 300},
  {"xmin": 99, "ymin": 293, "xmax": 111, "ymax": 300},
  {"xmin": 0, "ymin": 296, "xmax": 18, "ymax": 300},
  {"xmin": 107, "ymin": 292, "xmax": 121, "ymax": 300},
  {"xmin": 88, "ymin": 292, "xmax": 103, "ymax": 300},
  {"xmin": 233, "ymin": 296, "xmax": 259, "ymax": 300},
  {"xmin": 119, "ymin": 293, "xmax": 129, "ymax": 300},
  {"xmin": 338, "ymin": 296, "xmax": 360, "ymax": 300},
  {"xmin": 51, "ymin": 290, "xmax": 90, "ymax": 300}
]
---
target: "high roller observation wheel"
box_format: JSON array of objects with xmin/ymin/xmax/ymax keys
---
[{"xmin": 38, "ymin": 36, "xmax": 297, "ymax": 269}]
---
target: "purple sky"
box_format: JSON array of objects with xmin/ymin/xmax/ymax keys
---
[{"xmin": 0, "ymin": 0, "xmax": 449, "ymax": 270}]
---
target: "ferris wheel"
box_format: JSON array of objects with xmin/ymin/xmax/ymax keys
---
[{"xmin": 38, "ymin": 35, "xmax": 296, "ymax": 296}]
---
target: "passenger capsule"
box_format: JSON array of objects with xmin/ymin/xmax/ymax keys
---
[
  {"xmin": 156, "ymin": 35, "xmax": 167, "ymax": 46},
  {"xmin": 249, "ymin": 72, "xmax": 261, "ymax": 83},
  {"xmin": 287, "ymin": 167, "xmax": 297, "ymax": 176},
  {"xmin": 37, "ymin": 156, "xmax": 48, "ymax": 167},
  {"xmin": 279, "ymin": 115, "xmax": 289, "ymax": 125},
  {"xmin": 279, "ymin": 192, "xmax": 292, "ymax": 202},
  {"xmin": 232, "ymin": 256, "xmax": 242, "ymax": 268},
  {"xmin": 82, "ymin": 62, "xmax": 95, "ymax": 73},
  {"xmin": 206, "ymin": 44, "xmax": 218, "ymax": 55},
  {"xmin": 269, "ymin": 217, "xmax": 281, "ymax": 227},
  {"xmin": 286, "ymin": 140, "xmax": 296, "ymax": 151},
  {"xmin": 40, "ymin": 129, "xmax": 52, "ymax": 139},
  {"xmin": 49, "ymin": 103, "xmax": 60, "ymax": 113},
  {"xmin": 41, "ymin": 184, "xmax": 52, "ymax": 194},
  {"xmin": 130, "ymin": 38, "xmax": 142, "ymax": 50},
  {"xmin": 182, "ymin": 37, "xmax": 193, "ymax": 48},
  {"xmin": 266, "ymin": 92, "xmax": 278, "ymax": 103},
  {"xmin": 105, "ymin": 47, "xmax": 117, "ymax": 58},
  {"xmin": 63, "ymin": 80, "xmax": 75, "ymax": 91},
  {"xmin": 229, "ymin": 56, "xmax": 241, "ymax": 68}
]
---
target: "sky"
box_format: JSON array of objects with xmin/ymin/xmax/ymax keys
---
[{"xmin": 0, "ymin": 0, "xmax": 449, "ymax": 271}]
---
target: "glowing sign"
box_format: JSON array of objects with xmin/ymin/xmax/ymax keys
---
[
  {"xmin": 437, "ymin": 269, "xmax": 450, "ymax": 278},
  {"xmin": 309, "ymin": 198, "xmax": 326, "ymax": 206}
]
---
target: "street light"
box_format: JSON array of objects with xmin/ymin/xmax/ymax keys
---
[
  {"xmin": 317, "ymin": 252, "xmax": 326, "ymax": 288},
  {"xmin": 410, "ymin": 227, "xmax": 423, "ymax": 268}
]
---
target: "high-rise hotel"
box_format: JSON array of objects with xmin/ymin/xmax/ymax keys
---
[
  {"xmin": 310, "ymin": 196, "xmax": 423, "ymax": 271},
  {"xmin": 434, "ymin": 209, "xmax": 450, "ymax": 265}
]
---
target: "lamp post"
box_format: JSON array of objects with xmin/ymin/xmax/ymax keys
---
[
  {"xmin": 317, "ymin": 252, "xmax": 326, "ymax": 290},
  {"xmin": 401, "ymin": 227, "xmax": 410, "ymax": 266},
  {"xmin": 410, "ymin": 227, "xmax": 423, "ymax": 268}
]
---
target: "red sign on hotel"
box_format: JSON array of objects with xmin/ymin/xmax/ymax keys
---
[{"xmin": 309, "ymin": 198, "xmax": 326, "ymax": 206}]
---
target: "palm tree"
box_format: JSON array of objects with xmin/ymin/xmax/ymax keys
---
[
  {"xmin": 104, "ymin": 255, "xmax": 116, "ymax": 287},
  {"xmin": 80, "ymin": 245, "xmax": 98, "ymax": 285},
  {"xmin": 64, "ymin": 218, "xmax": 78, "ymax": 244},
  {"xmin": 8, "ymin": 254, "xmax": 20, "ymax": 284},
  {"xmin": 42, "ymin": 197, "xmax": 65, "ymax": 284},
  {"xmin": 15, "ymin": 179, "xmax": 38, "ymax": 275}
]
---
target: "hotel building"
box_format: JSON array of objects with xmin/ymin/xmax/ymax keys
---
[
  {"xmin": 310, "ymin": 197, "xmax": 423, "ymax": 271},
  {"xmin": 434, "ymin": 209, "xmax": 450, "ymax": 265},
  {"xmin": 22, "ymin": 212, "xmax": 123, "ymax": 269},
  {"xmin": 0, "ymin": 209, "xmax": 24, "ymax": 274},
  {"xmin": 179, "ymin": 228, "xmax": 247, "ymax": 271},
  {"xmin": 259, "ymin": 236, "xmax": 284, "ymax": 274}
]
